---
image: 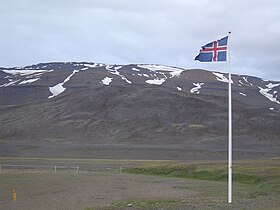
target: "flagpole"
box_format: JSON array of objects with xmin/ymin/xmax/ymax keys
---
[{"xmin": 227, "ymin": 31, "xmax": 232, "ymax": 204}]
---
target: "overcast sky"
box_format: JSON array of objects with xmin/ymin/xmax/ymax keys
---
[{"xmin": 1, "ymin": 0, "xmax": 279, "ymax": 80}]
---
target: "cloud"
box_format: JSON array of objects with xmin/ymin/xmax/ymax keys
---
[{"xmin": 0, "ymin": 0, "xmax": 279, "ymax": 80}]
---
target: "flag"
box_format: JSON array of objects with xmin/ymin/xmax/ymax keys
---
[{"xmin": 195, "ymin": 36, "xmax": 228, "ymax": 62}]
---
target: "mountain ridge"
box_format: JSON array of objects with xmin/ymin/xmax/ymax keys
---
[{"xmin": 1, "ymin": 62, "xmax": 279, "ymax": 108}]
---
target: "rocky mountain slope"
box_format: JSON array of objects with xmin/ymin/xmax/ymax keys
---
[{"xmin": 0, "ymin": 62, "xmax": 279, "ymax": 159}]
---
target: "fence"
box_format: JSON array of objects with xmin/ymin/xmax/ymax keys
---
[{"xmin": 0, "ymin": 164, "xmax": 79, "ymax": 174}]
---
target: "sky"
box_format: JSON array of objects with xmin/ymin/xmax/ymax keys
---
[{"xmin": 0, "ymin": 0, "xmax": 279, "ymax": 80}]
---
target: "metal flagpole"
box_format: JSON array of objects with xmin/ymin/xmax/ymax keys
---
[{"xmin": 227, "ymin": 31, "xmax": 232, "ymax": 204}]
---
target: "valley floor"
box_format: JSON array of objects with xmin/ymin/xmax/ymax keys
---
[
  {"xmin": 0, "ymin": 157, "xmax": 279, "ymax": 210},
  {"xmin": 1, "ymin": 141, "xmax": 279, "ymax": 160}
]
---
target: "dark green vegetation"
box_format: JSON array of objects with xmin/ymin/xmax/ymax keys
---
[
  {"xmin": 123, "ymin": 164, "xmax": 259, "ymax": 185},
  {"xmin": 123, "ymin": 158, "xmax": 280, "ymax": 192},
  {"xmin": 123, "ymin": 158, "xmax": 280, "ymax": 196}
]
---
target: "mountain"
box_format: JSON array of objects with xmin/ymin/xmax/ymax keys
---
[{"xmin": 0, "ymin": 62, "xmax": 279, "ymax": 160}]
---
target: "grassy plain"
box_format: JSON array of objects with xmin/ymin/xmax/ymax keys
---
[
  {"xmin": 0, "ymin": 157, "xmax": 279, "ymax": 210},
  {"xmin": 90, "ymin": 157, "xmax": 280, "ymax": 209}
]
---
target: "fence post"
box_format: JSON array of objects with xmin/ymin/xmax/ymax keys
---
[
  {"xmin": 54, "ymin": 166, "xmax": 57, "ymax": 174},
  {"xmin": 76, "ymin": 166, "xmax": 79, "ymax": 174},
  {"xmin": 12, "ymin": 187, "xmax": 17, "ymax": 201}
]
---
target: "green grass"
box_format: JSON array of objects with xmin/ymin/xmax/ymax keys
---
[
  {"xmin": 0, "ymin": 156, "xmax": 171, "ymax": 163},
  {"xmin": 122, "ymin": 158, "xmax": 280, "ymax": 193},
  {"xmin": 84, "ymin": 199, "xmax": 182, "ymax": 210},
  {"xmin": 121, "ymin": 158, "xmax": 280, "ymax": 202},
  {"xmin": 123, "ymin": 164, "xmax": 261, "ymax": 184}
]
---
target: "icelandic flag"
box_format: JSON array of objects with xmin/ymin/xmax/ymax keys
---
[{"xmin": 195, "ymin": 36, "xmax": 228, "ymax": 62}]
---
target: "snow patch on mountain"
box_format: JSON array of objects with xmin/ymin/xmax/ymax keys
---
[
  {"xmin": 243, "ymin": 77, "xmax": 253, "ymax": 86},
  {"xmin": 26, "ymin": 72, "xmax": 46, "ymax": 78},
  {"xmin": 138, "ymin": 64, "xmax": 183, "ymax": 78},
  {"xmin": 101, "ymin": 77, "xmax": 113, "ymax": 85},
  {"xmin": 48, "ymin": 84, "xmax": 66, "ymax": 99},
  {"xmin": 136, "ymin": 73, "xmax": 150, "ymax": 77},
  {"xmin": 258, "ymin": 83, "xmax": 280, "ymax": 104},
  {"xmin": 48, "ymin": 70, "xmax": 79, "ymax": 99},
  {"xmin": 238, "ymin": 80, "xmax": 244, "ymax": 85},
  {"xmin": 19, "ymin": 78, "xmax": 40, "ymax": 85},
  {"xmin": 145, "ymin": 78, "xmax": 166, "ymax": 85},
  {"xmin": 190, "ymin": 83, "xmax": 204, "ymax": 94},
  {"xmin": 267, "ymin": 83, "xmax": 280, "ymax": 89},
  {"xmin": 0, "ymin": 79, "xmax": 20, "ymax": 87},
  {"xmin": 73, "ymin": 63, "xmax": 99, "ymax": 68},
  {"xmin": 84, "ymin": 63, "xmax": 99, "ymax": 68},
  {"xmin": 159, "ymin": 72, "xmax": 168, "ymax": 79},
  {"xmin": 0, "ymin": 69, "xmax": 53, "ymax": 87},
  {"xmin": 132, "ymin": 68, "xmax": 140, "ymax": 72},
  {"xmin": 169, "ymin": 71, "xmax": 183, "ymax": 78},
  {"xmin": 114, "ymin": 66, "xmax": 123, "ymax": 70},
  {"xmin": 121, "ymin": 76, "xmax": 132, "ymax": 84},
  {"xmin": 106, "ymin": 65, "xmax": 131, "ymax": 84},
  {"xmin": 213, "ymin": 72, "xmax": 233, "ymax": 83},
  {"xmin": 2, "ymin": 69, "xmax": 52, "ymax": 76}
]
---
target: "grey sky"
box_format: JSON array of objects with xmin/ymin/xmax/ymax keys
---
[{"xmin": 1, "ymin": 0, "xmax": 279, "ymax": 80}]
